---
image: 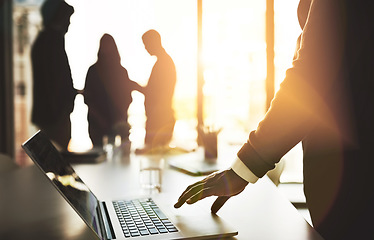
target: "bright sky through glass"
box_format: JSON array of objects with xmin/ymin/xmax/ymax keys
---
[{"xmin": 64, "ymin": 0, "xmax": 301, "ymax": 153}]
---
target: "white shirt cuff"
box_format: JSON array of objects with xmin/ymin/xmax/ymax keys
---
[{"xmin": 231, "ymin": 157, "xmax": 259, "ymax": 184}]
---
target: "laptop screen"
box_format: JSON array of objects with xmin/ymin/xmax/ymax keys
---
[{"xmin": 22, "ymin": 131, "xmax": 103, "ymax": 239}]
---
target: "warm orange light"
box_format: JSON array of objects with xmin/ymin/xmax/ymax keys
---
[
  {"xmin": 65, "ymin": 0, "xmax": 301, "ymax": 149},
  {"xmin": 68, "ymin": 94, "xmax": 93, "ymax": 152}
]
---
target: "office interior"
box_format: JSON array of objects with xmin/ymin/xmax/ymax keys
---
[{"xmin": 1, "ymin": 0, "xmax": 312, "ymax": 229}]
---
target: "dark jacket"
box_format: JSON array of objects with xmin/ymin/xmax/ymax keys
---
[
  {"xmin": 237, "ymin": 0, "xmax": 374, "ymax": 238},
  {"xmin": 31, "ymin": 28, "xmax": 75, "ymax": 126}
]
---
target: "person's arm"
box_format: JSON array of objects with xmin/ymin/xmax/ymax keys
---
[
  {"xmin": 52, "ymin": 33, "xmax": 75, "ymax": 115},
  {"xmin": 237, "ymin": 0, "xmax": 344, "ymax": 178},
  {"xmin": 175, "ymin": 0, "xmax": 344, "ymax": 209},
  {"xmin": 129, "ymin": 80, "xmax": 144, "ymax": 93},
  {"xmin": 231, "ymin": 157, "xmax": 259, "ymax": 183}
]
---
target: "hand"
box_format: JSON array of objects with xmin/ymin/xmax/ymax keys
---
[
  {"xmin": 174, "ymin": 169, "xmax": 248, "ymax": 213},
  {"xmin": 130, "ymin": 80, "xmax": 143, "ymax": 93}
]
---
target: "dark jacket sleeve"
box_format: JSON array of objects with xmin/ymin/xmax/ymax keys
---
[{"xmin": 237, "ymin": 0, "xmax": 348, "ymax": 178}]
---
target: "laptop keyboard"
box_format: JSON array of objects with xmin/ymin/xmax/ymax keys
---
[{"xmin": 113, "ymin": 198, "xmax": 178, "ymax": 238}]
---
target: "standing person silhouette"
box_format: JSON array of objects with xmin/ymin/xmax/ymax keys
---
[
  {"xmin": 84, "ymin": 34, "xmax": 135, "ymax": 148},
  {"xmin": 134, "ymin": 30, "xmax": 177, "ymax": 154},
  {"xmin": 31, "ymin": 0, "xmax": 76, "ymax": 151},
  {"xmin": 175, "ymin": 0, "xmax": 374, "ymax": 239}
]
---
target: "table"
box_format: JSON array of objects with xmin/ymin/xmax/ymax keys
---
[{"xmin": 0, "ymin": 146, "xmax": 323, "ymax": 240}]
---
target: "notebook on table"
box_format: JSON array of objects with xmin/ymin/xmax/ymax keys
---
[{"xmin": 22, "ymin": 130, "xmax": 238, "ymax": 240}]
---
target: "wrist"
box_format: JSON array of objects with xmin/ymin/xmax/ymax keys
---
[{"xmin": 231, "ymin": 157, "xmax": 259, "ymax": 184}]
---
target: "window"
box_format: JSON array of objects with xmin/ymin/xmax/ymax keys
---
[
  {"xmin": 13, "ymin": 0, "xmax": 303, "ymax": 183},
  {"xmin": 201, "ymin": 0, "xmax": 267, "ymax": 146}
]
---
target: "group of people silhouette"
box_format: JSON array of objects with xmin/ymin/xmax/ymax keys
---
[
  {"xmin": 31, "ymin": 0, "xmax": 374, "ymax": 239},
  {"xmin": 31, "ymin": 0, "xmax": 176, "ymax": 153}
]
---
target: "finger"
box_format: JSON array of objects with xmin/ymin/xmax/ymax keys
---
[
  {"xmin": 186, "ymin": 171, "xmax": 233, "ymax": 206},
  {"xmin": 175, "ymin": 172, "xmax": 222, "ymax": 208},
  {"xmin": 186, "ymin": 186, "xmax": 215, "ymax": 204},
  {"xmin": 177, "ymin": 181, "xmax": 204, "ymax": 202},
  {"xmin": 178, "ymin": 172, "xmax": 220, "ymax": 201},
  {"xmin": 174, "ymin": 182, "xmax": 205, "ymax": 208},
  {"xmin": 211, "ymin": 196, "xmax": 231, "ymax": 214}
]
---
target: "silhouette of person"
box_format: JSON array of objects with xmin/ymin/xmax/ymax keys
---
[
  {"xmin": 84, "ymin": 34, "xmax": 135, "ymax": 148},
  {"xmin": 31, "ymin": 0, "xmax": 76, "ymax": 151},
  {"xmin": 175, "ymin": 0, "xmax": 374, "ymax": 239},
  {"xmin": 134, "ymin": 30, "xmax": 177, "ymax": 153}
]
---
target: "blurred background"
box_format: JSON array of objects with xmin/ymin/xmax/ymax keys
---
[{"xmin": 11, "ymin": 0, "xmax": 302, "ymax": 183}]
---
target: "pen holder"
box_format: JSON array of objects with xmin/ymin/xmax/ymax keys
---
[{"xmin": 199, "ymin": 127, "xmax": 221, "ymax": 161}]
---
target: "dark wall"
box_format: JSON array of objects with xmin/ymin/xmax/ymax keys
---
[{"xmin": 0, "ymin": 0, "xmax": 14, "ymax": 158}]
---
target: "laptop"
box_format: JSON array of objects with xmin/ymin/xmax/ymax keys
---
[{"xmin": 22, "ymin": 130, "xmax": 238, "ymax": 240}]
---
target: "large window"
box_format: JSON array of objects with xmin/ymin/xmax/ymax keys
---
[
  {"xmin": 274, "ymin": 0, "xmax": 303, "ymax": 182},
  {"xmin": 13, "ymin": 0, "xmax": 303, "ymax": 183},
  {"xmin": 201, "ymin": 0, "xmax": 266, "ymax": 146}
]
